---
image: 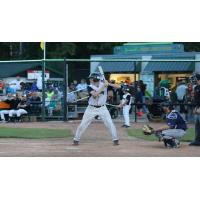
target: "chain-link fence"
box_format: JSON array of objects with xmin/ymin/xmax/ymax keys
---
[{"xmin": 0, "ymin": 58, "xmax": 198, "ymax": 123}]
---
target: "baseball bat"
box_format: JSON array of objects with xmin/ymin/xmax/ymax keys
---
[{"xmin": 98, "ymin": 66, "xmax": 105, "ymax": 80}]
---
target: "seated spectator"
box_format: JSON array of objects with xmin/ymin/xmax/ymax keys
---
[
  {"xmin": 30, "ymin": 80, "xmax": 39, "ymax": 92},
  {"xmin": 47, "ymin": 94, "xmax": 57, "ymax": 116},
  {"xmin": 73, "ymin": 80, "xmax": 78, "ymax": 88},
  {"xmin": 0, "ymin": 79, "xmax": 5, "ymax": 95},
  {"xmin": 67, "ymin": 87, "xmax": 77, "ymax": 103},
  {"xmin": 76, "ymin": 79, "xmax": 88, "ymax": 99},
  {"xmin": 0, "ymin": 94, "xmax": 21, "ymax": 122},
  {"xmin": 69, "ymin": 83, "xmax": 76, "ymax": 91},
  {"xmin": 11, "ymin": 95, "xmax": 30, "ymax": 121},
  {"xmin": 76, "ymin": 79, "xmax": 87, "ymax": 91},
  {"xmin": 28, "ymin": 92, "xmax": 42, "ymax": 115}
]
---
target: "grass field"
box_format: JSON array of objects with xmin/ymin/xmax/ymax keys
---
[
  {"xmin": 0, "ymin": 127, "xmax": 72, "ymax": 139},
  {"xmin": 127, "ymin": 128, "xmax": 195, "ymax": 142}
]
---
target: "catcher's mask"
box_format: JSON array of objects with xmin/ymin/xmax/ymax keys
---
[{"xmin": 88, "ymin": 72, "xmax": 101, "ymax": 82}]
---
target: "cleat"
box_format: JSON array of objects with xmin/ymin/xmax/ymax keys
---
[
  {"xmin": 72, "ymin": 140, "xmax": 79, "ymax": 146},
  {"xmin": 113, "ymin": 140, "xmax": 119, "ymax": 146}
]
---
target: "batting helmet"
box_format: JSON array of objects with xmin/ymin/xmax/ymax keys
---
[{"xmin": 88, "ymin": 72, "xmax": 101, "ymax": 82}]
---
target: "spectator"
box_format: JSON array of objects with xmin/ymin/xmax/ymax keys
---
[
  {"xmin": 36, "ymin": 75, "xmax": 42, "ymax": 90},
  {"xmin": 107, "ymin": 84, "xmax": 115, "ymax": 104},
  {"xmin": 73, "ymin": 80, "xmax": 78, "ymax": 88},
  {"xmin": 69, "ymin": 83, "xmax": 76, "ymax": 91},
  {"xmin": 67, "ymin": 87, "xmax": 77, "ymax": 103},
  {"xmin": 45, "ymin": 87, "xmax": 54, "ymax": 105},
  {"xmin": 0, "ymin": 93, "xmax": 12, "ymax": 122},
  {"xmin": 0, "ymin": 94, "xmax": 21, "ymax": 122},
  {"xmin": 76, "ymin": 79, "xmax": 88, "ymax": 100},
  {"xmin": 176, "ymin": 80, "xmax": 187, "ymax": 119},
  {"xmin": 135, "ymin": 85, "xmax": 143, "ymax": 117},
  {"xmin": 13, "ymin": 95, "xmax": 30, "ymax": 121},
  {"xmin": 31, "ymin": 80, "xmax": 39, "ymax": 92},
  {"xmin": 47, "ymin": 94, "xmax": 57, "ymax": 116},
  {"xmin": 0, "ymin": 79, "xmax": 5, "ymax": 95},
  {"xmin": 76, "ymin": 79, "xmax": 87, "ymax": 91},
  {"xmin": 7, "ymin": 94, "xmax": 21, "ymax": 120},
  {"xmin": 5, "ymin": 83, "xmax": 15, "ymax": 94},
  {"xmin": 109, "ymin": 80, "xmax": 118, "ymax": 103},
  {"xmin": 170, "ymin": 87, "xmax": 177, "ymax": 104},
  {"xmin": 9, "ymin": 76, "xmax": 22, "ymax": 92},
  {"xmin": 125, "ymin": 77, "xmax": 131, "ymax": 84},
  {"xmin": 28, "ymin": 92, "xmax": 41, "ymax": 115},
  {"xmin": 185, "ymin": 83, "xmax": 195, "ymax": 123},
  {"xmin": 138, "ymin": 80, "xmax": 148, "ymax": 113}
]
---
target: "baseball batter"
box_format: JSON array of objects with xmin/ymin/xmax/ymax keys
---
[{"xmin": 73, "ymin": 72, "xmax": 119, "ymax": 145}]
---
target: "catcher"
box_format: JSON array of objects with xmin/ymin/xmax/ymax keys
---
[{"xmin": 143, "ymin": 102, "xmax": 187, "ymax": 148}]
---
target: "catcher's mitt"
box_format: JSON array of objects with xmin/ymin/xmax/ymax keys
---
[{"xmin": 142, "ymin": 125, "xmax": 155, "ymax": 135}]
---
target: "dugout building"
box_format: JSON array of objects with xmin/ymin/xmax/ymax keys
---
[{"xmin": 90, "ymin": 42, "xmax": 200, "ymax": 96}]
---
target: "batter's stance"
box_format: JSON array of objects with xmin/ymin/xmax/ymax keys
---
[{"xmin": 73, "ymin": 72, "xmax": 119, "ymax": 145}]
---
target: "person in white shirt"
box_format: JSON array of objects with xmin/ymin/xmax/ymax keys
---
[
  {"xmin": 9, "ymin": 76, "xmax": 21, "ymax": 92},
  {"xmin": 73, "ymin": 73, "xmax": 119, "ymax": 146},
  {"xmin": 175, "ymin": 81, "xmax": 187, "ymax": 117},
  {"xmin": 176, "ymin": 81, "xmax": 187, "ymax": 101},
  {"xmin": 76, "ymin": 79, "xmax": 87, "ymax": 91},
  {"xmin": 76, "ymin": 79, "xmax": 88, "ymax": 99},
  {"xmin": 36, "ymin": 75, "xmax": 42, "ymax": 90}
]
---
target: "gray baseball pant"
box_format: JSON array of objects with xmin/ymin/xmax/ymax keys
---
[
  {"xmin": 74, "ymin": 105, "xmax": 118, "ymax": 141},
  {"xmin": 162, "ymin": 129, "xmax": 186, "ymax": 139}
]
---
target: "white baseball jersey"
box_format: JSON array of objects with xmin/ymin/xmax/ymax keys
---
[
  {"xmin": 87, "ymin": 82, "xmax": 107, "ymax": 106},
  {"xmin": 122, "ymin": 93, "xmax": 131, "ymax": 106}
]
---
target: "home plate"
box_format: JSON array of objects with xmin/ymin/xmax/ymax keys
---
[{"xmin": 66, "ymin": 147, "xmax": 80, "ymax": 150}]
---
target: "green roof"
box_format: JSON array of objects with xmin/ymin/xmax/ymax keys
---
[
  {"xmin": 144, "ymin": 61, "xmax": 194, "ymax": 72},
  {"xmin": 124, "ymin": 42, "xmax": 173, "ymax": 46}
]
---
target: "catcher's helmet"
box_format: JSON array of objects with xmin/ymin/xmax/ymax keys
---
[{"xmin": 88, "ymin": 72, "xmax": 101, "ymax": 81}]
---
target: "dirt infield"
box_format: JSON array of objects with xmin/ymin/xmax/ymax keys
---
[{"xmin": 0, "ymin": 121, "xmax": 199, "ymax": 157}]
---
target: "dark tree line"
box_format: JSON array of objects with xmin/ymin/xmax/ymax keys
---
[
  {"xmin": 0, "ymin": 42, "xmax": 200, "ymax": 60},
  {"xmin": 0, "ymin": 42, "xmax": 124, "ymax": 60}
]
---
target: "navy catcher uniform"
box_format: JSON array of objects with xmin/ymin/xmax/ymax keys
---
[
  {"xmin": 157, "ymin": 103, "xmax": 187, "ymax": 148},
  {"xmin": 73, "ymin": 73, "xmax": 119, "ymax": 145}
]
